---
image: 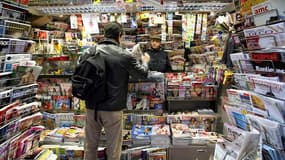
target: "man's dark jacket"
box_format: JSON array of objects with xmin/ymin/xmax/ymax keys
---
[
  {"xmin": 85, "ymin": 39, "xmax": 148, "ymax": 111},
  {"xmin": 146, "ymin": 48, "xmax": 172, "ymax": 73}
]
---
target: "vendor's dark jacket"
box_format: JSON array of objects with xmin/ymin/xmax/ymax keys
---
[
  {"xmin": 85, "ymin": 39, "xmax": 148, "ymax": 111},
  {"xmin": 146, "ymin": 48, "xmax": 171, "ymax": 72}
]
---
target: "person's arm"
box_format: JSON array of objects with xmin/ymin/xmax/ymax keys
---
[{"xmin": 123, "ymin": 53, "xmax": 150, "ymax": 79}]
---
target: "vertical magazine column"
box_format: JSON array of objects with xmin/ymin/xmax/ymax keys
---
[
  {"xmin": 122, "ymin": 74, "xmax": 169, "ymax": 159},
  {"xmin": 214, "ymin": 2, "xmax": 285, "ymax": 159},
  {"xmin": 30, "ymin": 7, "xmax": 93, "ymax": 158},
  {"xmin": 0, "ymin": 1, "xmax": 45, "ymax": 159}
]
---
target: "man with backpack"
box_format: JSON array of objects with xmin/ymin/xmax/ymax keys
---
[{"xmin": 84, "ymin": 22, "xmax": 150, "ymax": 160}]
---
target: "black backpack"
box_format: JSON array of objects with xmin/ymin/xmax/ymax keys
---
[{"xmin": 71, "ymin": 46, "xmax": 106, "ymax": 103}]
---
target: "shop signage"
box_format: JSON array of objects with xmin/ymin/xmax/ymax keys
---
[{"xmin": 252, "ymin": 1, "xmax": 272, "ymax": 15}]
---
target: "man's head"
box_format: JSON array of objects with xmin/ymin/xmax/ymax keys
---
[
  {"xmin": 104, "ymin": 22, "xmax": 123, "ymax": 43},
  {"xmin": 150, "ymin": 35, "xmax": 161, "ymax": 50}
]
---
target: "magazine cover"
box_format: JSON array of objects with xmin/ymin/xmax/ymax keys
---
[
  {"xmin": 191, "ymin": 81, "xmax": 203, "ymax": 97},
  {"xmin": 0, "ymin": 72, "xmax": 13, "ymax": 88},
  {"xmin": 223, "ymin": 123, "xmax": 244, "ymax": 142},
  {"xmin": 250, "ymin": 92, "xmax": 285, "ymax": 123},
  {"xmin": 170, "ymin": 123, "xmax": 191, "ymax": 137},
  {"xmin": 246, "ymin": 114, "xmax": 284, "ymax": 150},
  {"xmin": 14, "ymin": 65, "xmax": 42, "ymax": 85},
  {"xmin": 201, "ymin": 115, "xmax": 217, "ymax": 132},
  {"xmin": 214, "ymin": 129, "xmax": 260, "ymax": 160},
  {"xmin": 73, "ymin": 114, "xmax": 85, "ymax": 128},
  {"xmin": 148, "ymin": 152, "xmax": 167, "ymax": 160},
  {"xmin": 229, "ymin": 52, "xmax": 252, "ymax": 73},
  {"xmin": 249, "ymin": 49, "xmax": 285, "ymax": 74},
  {"xmin": 233, "ymin": 73, "xmax": 259, "ymax": 90},
  {"xmin": 252, "ymin": 78, "xmax": 285, "ymax": 100},
  {"xmin": 226, "ymin": 89, "xmax": 253, "ymax": 111},
  {"xmin": 52, "ymin": 95, "xmax": 71, "ymax": 111},
  {"xmin": 16, "ymin": 133, "xmax": 36, "ymax": 158},
  {"xmin": 59, "ymin": 83, "xmax": 72, "ymax": 97},
  {"xmin": 8, "ymin": 134, "xmax": 21, "ymax": 160},
  {"xmin": 262, "ymin": 144, "xmax": 283, "ymax": 160},
  {"xmin": 142, "ymin": 147, "xmax": 166, "ymax": 160},
  {"xmin": 47, "ymin": 86, "xmax": 61, "ymax": 96},
  {"xmin": 224, "ymin": 104, "xmax": 250, "ymax": 131},
  {"xmin": 0, "ymin": 89, "xmax": 12, "ymax": 107},
  {"xmin": 167, "ymin": 114, "xmax": 182, "ymax": 124},
  {"xmin": 131, "ymin": 125, "xmax": 153, "ymax": 139},
  {"xmin": 3, "ymin": 119, "xmax": 19, "ymax": 140},
  {"xmin": 147, "ymin": 115, "xmax": 166, "ymax": 125},
  {"xmin": 15, "ymin": 101, "xmax": 41, "ymax": 117},
  {"xmin": 0, "ymin": 140, "xmax": 9, "ymax": 160},
  {"xmin": 18, "ymin": 112, "xmax": 42, "ymax": 131},
  {"xmin": 182, "ymin": 115, "xmax": 201, "ymax": 128},
  {"xmin": 40, "ymin": 95, "xmax": 53, "ymax": 111},
  {"xmin": 10, "ymin": 83, "xmax": 38, "ymax": 103},
  {"xmin": 202, "ymin": 85, "xmax": 217, "ymax": 98},
  {"xmin": 0, "ymin": 101, "xmax": 20, "ymax": 124},
  {"xmin": 151, "ymin": 124, "xmax": 170, "ymax": 136}
]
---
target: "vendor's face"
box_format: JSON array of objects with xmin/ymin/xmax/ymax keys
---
[{"xmin": 150, "ymin": 39, "xmax": 161, "ymax": 50}]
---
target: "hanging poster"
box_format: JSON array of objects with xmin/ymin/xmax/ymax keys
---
[{"xmin": 81, "ymin": 13, "xmax": 100, "ymax": 34}]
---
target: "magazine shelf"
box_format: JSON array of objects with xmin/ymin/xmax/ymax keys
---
[
  {"xmin": 123, "ymin": 109, "xmax": 163, "ymax": 116},
  {"xmin": 167, "ymin": 97, "xmax": 217, "ymax": 113},
  {"xmin": 38, "ymin": 74, "xmax": 73, "ymax": 78}
]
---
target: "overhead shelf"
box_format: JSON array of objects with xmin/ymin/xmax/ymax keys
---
[{"xmin": 28, "ymin": 1, "xmax": 231, "ymax": 15}]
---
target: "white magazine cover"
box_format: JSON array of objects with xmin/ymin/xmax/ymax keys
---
[
  {"xmin": 250, "ymin": 92, "xmax": 285, "ymax": 123},
  {"xmin": 246, "ymin": 114, "xmax": 284, "ymax": 150},
  {"xmin": 252, "ymin": 78, "xmax": 285, "ymax": 101}
]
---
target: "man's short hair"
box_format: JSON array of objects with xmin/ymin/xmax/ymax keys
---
[{"xmin": 104, "ymin": 22, "xmax": 123, "ymax": 39}]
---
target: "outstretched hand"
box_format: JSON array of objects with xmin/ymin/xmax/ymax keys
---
[{"xmin": 141, "ymin": 52, "xmax": 150, "ymax": 64}]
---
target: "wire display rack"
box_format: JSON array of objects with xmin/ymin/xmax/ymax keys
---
[{"xmin": 0, "ymin": 19, "xmax": 32, "ymax": 39}]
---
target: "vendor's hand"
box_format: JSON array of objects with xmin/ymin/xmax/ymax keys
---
[{"xmin": 141, "ymin": 52, "xmax": 150, "ymax": 64}]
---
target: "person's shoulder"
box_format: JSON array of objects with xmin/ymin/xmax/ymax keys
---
[{"xmin": 117, "ymin": 47, "xmax": 133, "ymax": 57}]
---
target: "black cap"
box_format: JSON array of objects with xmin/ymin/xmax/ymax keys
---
[{"xmin": 104, "ymin": 22, "xmax": 123, "ymax": 39}]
